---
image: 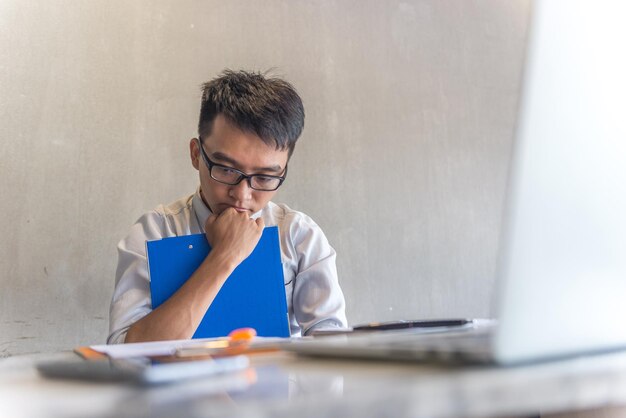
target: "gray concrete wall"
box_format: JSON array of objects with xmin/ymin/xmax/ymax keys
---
[{"xmin": 0, "ymin": 0, "xmax": 529, "ymax": 356}]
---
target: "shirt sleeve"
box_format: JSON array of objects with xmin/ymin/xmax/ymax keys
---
[
  {"xmin": 107, "ymin": 211, "xmax": 169, "ymax": 344},
  {"xmin": 289, "ymin": 214, "xmax": 348, "ymax": 335}
]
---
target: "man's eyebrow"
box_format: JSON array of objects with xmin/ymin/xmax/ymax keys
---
[{"xmin": 210, "ymin": 152, "xmax": 284, "ymax": 173}]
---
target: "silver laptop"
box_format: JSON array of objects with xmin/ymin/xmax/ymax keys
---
[{"xmin": 287, "ymin": 0, "xmax": 626, "ymax": 365}]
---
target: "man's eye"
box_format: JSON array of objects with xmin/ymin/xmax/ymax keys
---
[
  {"xmin": 218, "ymin": 166, "xmax": 238, "ymax": 175},
  {"xmin": 255, "ymin": 176, "xmax": 275, "ymax": 184}
]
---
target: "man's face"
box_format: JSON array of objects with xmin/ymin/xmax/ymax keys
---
[{"xmin": 190, "ymin": 114, "xmax": 290, "ymax": 216}]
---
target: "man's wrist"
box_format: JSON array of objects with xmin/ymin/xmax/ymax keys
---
[{"xmin": 204, "ymin": 249, "xmax": 240, "ymax": 273}]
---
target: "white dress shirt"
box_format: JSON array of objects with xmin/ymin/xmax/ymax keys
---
[{"xmin": 108, "ymin": 190, "xmax": 347, "ymax": 344}]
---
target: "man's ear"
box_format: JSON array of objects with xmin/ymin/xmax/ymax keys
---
[{"xmin": 190, "ymin": 138, "xmax": 200, "ymax": 170}]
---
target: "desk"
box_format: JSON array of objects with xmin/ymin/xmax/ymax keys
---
[{"xmin": 2, "ymin": 349, "xmax": 626, "ymax": 418}]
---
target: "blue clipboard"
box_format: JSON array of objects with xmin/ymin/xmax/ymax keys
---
[{"xmin": 147, "ymin": 226, "xmax": 290, "ymax": 338}]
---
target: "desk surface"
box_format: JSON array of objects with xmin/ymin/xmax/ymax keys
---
[{"xmin": 2, "ymin": 348, "xmax": 626, "ymax": 418}]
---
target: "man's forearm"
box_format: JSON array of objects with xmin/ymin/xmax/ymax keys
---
[{"xmin": 124, "ymin": 250, "xmax": 238, "ymax": 343}]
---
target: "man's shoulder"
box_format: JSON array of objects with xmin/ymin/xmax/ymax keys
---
[
  {"xmin": 265, "ymin": 201, "xmax": 305, "ymax": 222},
  {"xmin": 265, "ymin": 202, "xmax": 333, "ymax": 254},
  {"xmin": 154, "ymin": 194, "xmax": 194, "ymax": 218},
  {"xmin": 125, "ymin": 194, "xmax": 195, "ymax": 242},
  {"xmin": 264, "ymin": 202, "xmax": 322, "ymax": 232}
]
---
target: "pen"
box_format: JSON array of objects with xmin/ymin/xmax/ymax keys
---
[{"xmin": 352, "ymin": 319, "xmax": 473, "ymax": 331}]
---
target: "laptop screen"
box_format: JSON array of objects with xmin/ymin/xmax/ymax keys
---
[{"xmin": 493, "ymin": 0, "xmax": 626, "ymax": 363}]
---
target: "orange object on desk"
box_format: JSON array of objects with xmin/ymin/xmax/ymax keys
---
[
  {"xmin": 229, "ymin": 327, "xmax": 257, "ymax": 342},
  {"xmin": 175, "ymin": 328, "xmax": 281, "ymax": 358}
]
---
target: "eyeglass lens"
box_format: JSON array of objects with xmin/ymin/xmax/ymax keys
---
[{"xmin": 211, "ymin": 166, "xmax": 281, "ymax": 191}]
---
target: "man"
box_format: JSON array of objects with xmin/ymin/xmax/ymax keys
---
[{"xmin": 108, "ymin": 70, "xmax": 347, "ymax": 343}]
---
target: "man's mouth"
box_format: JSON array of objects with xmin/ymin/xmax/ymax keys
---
[{"xmin": 221, "ymin": 204, "xmax": 250, "ymax": 213}]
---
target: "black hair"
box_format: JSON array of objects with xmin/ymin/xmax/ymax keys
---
[{"xmin": 198, "ymin": 70, "xmax": 305, "ymax": 157}]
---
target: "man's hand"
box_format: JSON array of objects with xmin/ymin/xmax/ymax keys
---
[
  {"xmin": 204, "ymin": 208, "xmax": 265, "ymax": 267},
  {"xmin": 125, "ymin": 208, "xmax": 264, "ymax": 344}
]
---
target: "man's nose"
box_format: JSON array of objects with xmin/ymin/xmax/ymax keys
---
[{"xmin": 229, "ymin": 178, "xmax": 253, "ymax": 201}]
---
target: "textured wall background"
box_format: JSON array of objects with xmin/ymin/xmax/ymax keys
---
[{"xmin": 0, "ymin": 0, "xmax": 529, "ymax": 356}]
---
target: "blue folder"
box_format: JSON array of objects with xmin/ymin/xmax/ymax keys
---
[{"xmin": 147, "ymin": 226, "xmax": 290, "ymax": 338}]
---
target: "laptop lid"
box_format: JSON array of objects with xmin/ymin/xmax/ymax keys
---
[
  {"xmin": 493, "ymin": 0, "xmax": 626, "ymax": 364},
  {"xmin": 285, "ymin": 0, "xmax": 626, "ymax": 366}
]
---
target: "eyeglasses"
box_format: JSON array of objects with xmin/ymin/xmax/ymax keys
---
[{"xmin": 197, "ymin": 138, "xmax": 287, "ymax": 191}]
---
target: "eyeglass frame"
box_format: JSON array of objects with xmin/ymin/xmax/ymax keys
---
[{"xmin": 196, "ymin": 138, "xmax": 288, "ymax": 191}]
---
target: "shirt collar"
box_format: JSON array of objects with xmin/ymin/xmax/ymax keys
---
[
  {"xmin": 192, "ymin": 188, "xmax": 264, "ymax": 232},
  {"xmin": 192, "ymin": 188, "xmax": 211, "ymax": 231}
]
